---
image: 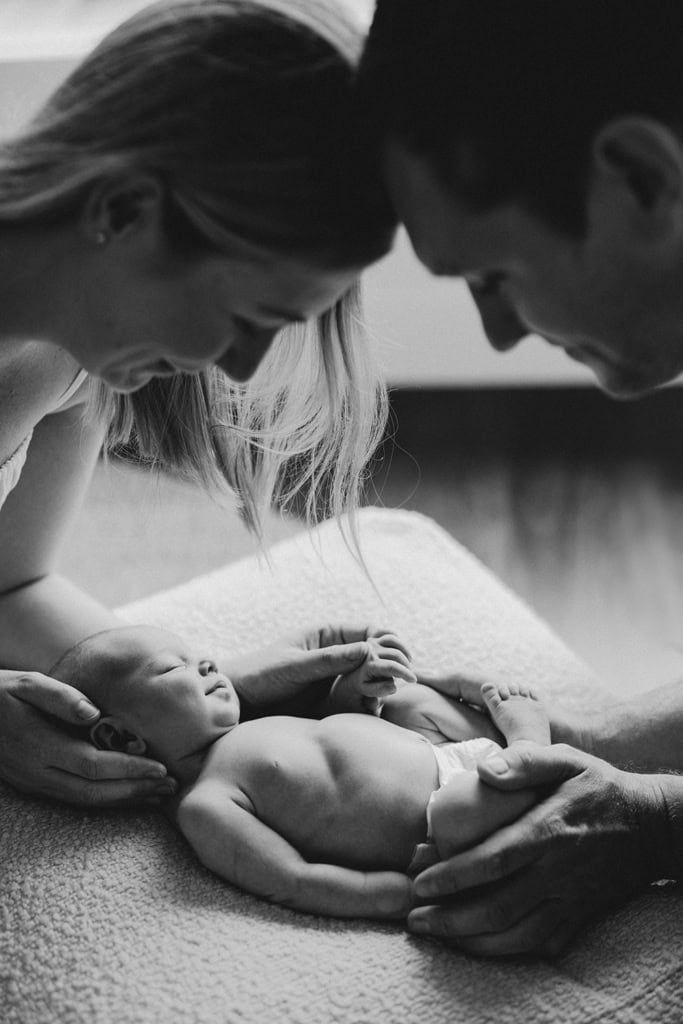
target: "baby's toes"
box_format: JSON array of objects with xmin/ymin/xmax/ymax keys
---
[{"xmin": 481, "ymin": 681, "xmax": 504, "ymax": 709}]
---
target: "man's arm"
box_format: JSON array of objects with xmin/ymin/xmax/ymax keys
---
[
  {"xmin": 416, "ymin": 669, "xmax": 683, "ymax": 772},
  {"xmin": 177, "ymin": 779, "xmax": 413, "ymax": 919},
  {"xmin": 584, "ymin": 680, "xmax": 683, "ymax": 771},
  {"xmin": 408, "ymin": 742, "xmax": 682, "ymax": 957}
]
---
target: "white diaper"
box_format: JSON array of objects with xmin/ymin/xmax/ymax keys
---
[{"xmin": 426, "ymin": 737, "xmax": 503, "ymax": 838}]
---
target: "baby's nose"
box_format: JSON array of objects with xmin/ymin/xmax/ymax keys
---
[{"xmin": 198, "ymin": 660, "xmax": 217, "ymax": 677}]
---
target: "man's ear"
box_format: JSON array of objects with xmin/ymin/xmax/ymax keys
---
[
  {"xmin": 592, "ymin": 117, "xmax": 683, "ymax": 221},
  {"xmin": 81, "ymin": 172, "xmax": 165, "ymax": 245},
  {"xmin": 90, "ymin": 716, "xmax": 147, "ymax": 756}
]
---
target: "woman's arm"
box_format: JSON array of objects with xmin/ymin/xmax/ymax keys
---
[
  {"xmin": 0, "ymin": 403, "xmax": 115, "ymax": 669},
  {"xmin": 0, "ymin": 401, "xmax": 173, "ymax": 804}
]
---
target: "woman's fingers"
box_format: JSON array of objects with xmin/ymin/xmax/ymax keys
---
[
  {"xmin": 0, "ymin": 672, "xmax": 175, "ymax": 806},
  {"xmin": 44, "ymin": 763, "xmax": 177, "ymax": 808},
  {"xmin": 296, "ymin": 641, "xmax": 370, "ymax": 678},
  {"xmin": 10, "ymin": 671, "xmax": 101, "ymax": 724}
]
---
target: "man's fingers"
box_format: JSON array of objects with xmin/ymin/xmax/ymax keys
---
[
  {"xmin": 413, "ymin": 808, "xmax": 549, "ymax": 897},
  {"xmin": 11, "ymin": 673, "xmax": 100, "ymax": 724},
  {"xmin": 408, "ymin": 899, "xmax": 567, "ymax": 958},
  {"xmin": 414, "ymin": 669, "xmax": 488, "ymax": 703},
  {"xmin": 413, "ymin": 865, "xmax": 547, "ymax": 937},
  {"xmin": 476, "ymin": 742, "xmax": 589, "ymax": 791}
]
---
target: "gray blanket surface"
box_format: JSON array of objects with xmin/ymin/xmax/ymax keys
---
[{"xmin": 2, "ymin": 509, "xmax": 680, "ymax": 1024}]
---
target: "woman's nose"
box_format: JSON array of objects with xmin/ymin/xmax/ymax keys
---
[
  {"xmin": 216, "ymin": 327, "xmax": 278, "ymax": 382},
  {"xmin": 467, "ymin": 286, "xmax": 528, "ymax": 352}
]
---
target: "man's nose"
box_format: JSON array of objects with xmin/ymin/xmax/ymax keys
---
[{"xmin": 467, "ymin": 285, "xmax": 528, "ymax": 352}]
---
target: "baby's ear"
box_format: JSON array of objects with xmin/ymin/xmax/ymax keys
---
[{"xmin": 90, "ymin": 716, "xmax": 147, "ymax": 756}]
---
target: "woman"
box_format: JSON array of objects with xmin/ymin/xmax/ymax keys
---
[{"xmin": 0, "ymin": 0, "xmax": 396, "ymax": 808}]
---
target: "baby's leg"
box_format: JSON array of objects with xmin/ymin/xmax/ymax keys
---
[
  {"xmin": 481, "ymin": 680, "xmax": 551, "ymax": 746},
  {"xmin": 429, "ymin": 772, "xmax": 538, "ymax": 858}
]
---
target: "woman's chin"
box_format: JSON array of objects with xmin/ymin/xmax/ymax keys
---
[{"xmin": 102, "ymin": 372, "xmax": 155, "ymax": 393}]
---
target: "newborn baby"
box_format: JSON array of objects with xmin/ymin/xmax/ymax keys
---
[{"xmin": 52, "ymin": 625, "xmax": 548, "ymax": 919}]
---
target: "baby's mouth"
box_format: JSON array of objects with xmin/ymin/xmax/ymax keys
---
[{"xmin": 205, "ymin": 679, "xmax": 228, "ymax": 695}]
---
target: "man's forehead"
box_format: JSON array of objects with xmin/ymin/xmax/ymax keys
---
[{"xmin": 383, "ymin": 138, "xmax": 472, "ymax": 275}]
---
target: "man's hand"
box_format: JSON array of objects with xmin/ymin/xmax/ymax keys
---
[
  {"xmin": 0, "ymin": 670, "xmax": 176, "ymax": 806},
  {"xmin": 381, "ymin": 682, "xmax": 500, "ymax": 743},
  {"xmin": 407, "ymin": 742, "xmax": 672, "ymax": 957},
  {"xmin": 224, "ymin": 624, "xmax": 411, "ymax": 713},
  {"xmin": 415, "ymin": 668, "xmax": 594, "ymax": 752}
]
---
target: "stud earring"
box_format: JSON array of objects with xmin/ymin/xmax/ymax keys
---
[{"xmin": 94, "ymin": 230, "xmax": 108, "ymax": 246}]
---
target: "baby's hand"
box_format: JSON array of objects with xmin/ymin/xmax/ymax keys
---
[{"xmin": 329, "ymin": 631, "xmax": 416, "ymax": 714}]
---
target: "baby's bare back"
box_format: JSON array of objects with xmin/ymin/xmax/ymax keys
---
[{"xmin": 202, "ymin": 714, "xmax": 439, "ymax": 872}]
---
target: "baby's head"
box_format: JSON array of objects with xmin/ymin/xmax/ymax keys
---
[{"xmin": 52, "ymin": 625, "xmax": 240, "ymax": 778}]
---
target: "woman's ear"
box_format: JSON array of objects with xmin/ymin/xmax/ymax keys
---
[
  {"xmin": 90, "ymin": 716, "xmax": 147, "ymax": 756},
  {"xmin": 81, "ymin": 171, "xmax": 165, "ymax": 245},
  {"xmin": 592, "ymin": 116, "xmax": 683, "ymax": 222}
]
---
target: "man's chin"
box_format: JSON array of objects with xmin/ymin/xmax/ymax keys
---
[{"xmin": 572, "ymin": 351, "xmax": 653, "ymax": 400}]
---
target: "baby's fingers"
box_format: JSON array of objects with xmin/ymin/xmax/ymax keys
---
[
  {"xmin": 366, "ymin": 631, "xmax": 413, "ymax": 662},
  {"xmin": 363, "ymin": 657, "xmax": 416, "ymax": 687}
]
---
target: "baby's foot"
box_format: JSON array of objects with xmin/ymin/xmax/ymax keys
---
[{"xmin": 481, "ymin": 681, "xmax": 551, "ymax": 746}]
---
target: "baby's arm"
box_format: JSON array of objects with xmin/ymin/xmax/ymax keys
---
[
  {"xmin": 381, "ymin": 682, "xmax": 501, "ymax": 745},
  {"xmin": 177, "ymin": 777, "xmax": 412, "ymax": 920}
]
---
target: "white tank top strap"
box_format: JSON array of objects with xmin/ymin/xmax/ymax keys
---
[
  {"xmin": 54, "ymin": 367, "xmax": 88, "ymax": 409},
  {"xmin": 0, "ymin": 368, "xmax": 88, "ymax": 511},
  {"xmin": 0, "ymin": 430, "xmax": 33, "ymax": 510}
]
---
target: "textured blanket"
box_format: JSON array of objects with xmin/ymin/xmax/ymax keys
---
[{"xmin": 2, "ymin": 508, "xmax": 681, "ymax": 1024}]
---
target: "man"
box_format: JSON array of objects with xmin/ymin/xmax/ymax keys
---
[{"xmin": 359, "ymin": 0, "xmax": 683, "ymax": 957}]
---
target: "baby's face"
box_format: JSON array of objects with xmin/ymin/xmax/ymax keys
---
[{"xmin": 100, "ymin": 625, "xmax": 240, "ymax": 763}]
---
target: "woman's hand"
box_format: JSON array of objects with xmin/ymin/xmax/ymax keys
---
[
  {"xmin": 0, "ymin": 670, "xmax": 175, "ymax": 806},
  {"xmin": 407, "ymin": 742, "xmax": 675, "ymax": 957},
  {"xmin": 224, "ymin": 624, "xmax": 408, "ymax": 713}
]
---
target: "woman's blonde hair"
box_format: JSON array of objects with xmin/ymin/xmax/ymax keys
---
[{"xmin": 0, "ymin": 0, "xmax": 395, "ymax": 534}]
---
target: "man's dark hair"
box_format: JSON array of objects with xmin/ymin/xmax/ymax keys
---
[{"xmin": 359, "ymin": 1, "xmax": 683, "ymax": 236}]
